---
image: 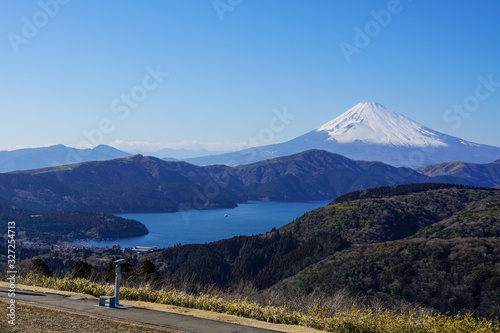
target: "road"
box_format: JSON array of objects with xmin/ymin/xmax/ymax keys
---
[{"xmin": 0, "ymin": 287, "xmax": 282, "ymax": 333}]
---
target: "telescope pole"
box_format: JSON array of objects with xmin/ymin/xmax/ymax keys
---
[{"xmin": 115, "ymin": 263, "xmax": 122, "ymax": 306}]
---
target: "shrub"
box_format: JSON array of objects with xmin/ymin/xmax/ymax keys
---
[
  {"xmin": 69, "ymin": 261, "xmax": 94, "ymax": 279},
  {"xmin": 17, "ymin": 273, "xmax": 500, "ymax": 333},
  {"xmin": 30, "ymin": 258, "xmax": 51, "ymax": 277}
]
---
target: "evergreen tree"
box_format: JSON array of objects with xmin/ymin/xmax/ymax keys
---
[{"xmin": 30, "ymin": 258, "xmax": 52, "ymax": 277}]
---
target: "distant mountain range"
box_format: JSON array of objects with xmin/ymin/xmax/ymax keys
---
[
  {"xmin": 184, "ymin": 102, "xmax": 500, "ymax": 167},
  {"xmin": 0, "ymin": 149, "xmax": 474, "ymax": 213},
  {"xmin": 0, "ymin": 144, "xmax": 130, "ymax": 173},
  {"xmin": 225, "ymin": 149, "xmax": 464, "ymax": 201},
  {"xmin": 416, "ymin": 159, "xmax": 500, "ymax": 188},
  {"xmin": 0, "ymin": 144, "xmax": 229, "ymax": 172},
  {"xmin": 2, "ymin": 103, "xmax": 498, "ymax": 173},
  {"xmin": 129, "ymin": 147, "xmax": 228, "ymax": 160}
]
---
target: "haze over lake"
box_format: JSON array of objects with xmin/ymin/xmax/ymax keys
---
[{"xmin": 76, "ymin": 200, "xmax": 330, "ymax": 249}]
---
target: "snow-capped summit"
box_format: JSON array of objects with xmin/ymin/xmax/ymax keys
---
[
  {"xmin": 185, "ymin": 102, "xmax": 500, "ymax": 168},
  {"xmin": 316, "ymin": 102, "xmax": 447, "ymax": 147}
]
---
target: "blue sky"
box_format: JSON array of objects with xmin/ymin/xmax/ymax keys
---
[{"xmin": 1, "ymin": 0, "xmax": 499, "ymax": 152}]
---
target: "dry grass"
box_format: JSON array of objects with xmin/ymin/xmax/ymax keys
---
[
  {"xmin": 12, "ymin": 275, "xmax": 500, "ymax": 333},
  {"xmin": 0, "ymin": 300, "xmax": 179, "ymax": 333},
  {"xmin": 0, "ymin": 282, "xmax": 324, "ymax": 333}
]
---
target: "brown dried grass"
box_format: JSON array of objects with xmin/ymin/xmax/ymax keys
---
[{"xmin": 0, "ymin": 300, "xmax": 179, "ymax": 333}]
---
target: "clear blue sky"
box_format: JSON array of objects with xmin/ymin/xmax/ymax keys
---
[{"xmin": 1, "ymin": 0, "xmax": 499, "ymax": 152}]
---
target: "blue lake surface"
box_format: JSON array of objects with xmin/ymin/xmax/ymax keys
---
[{"xmin": 76, "ymin": 200, "xmax": 330, "ymax": 249}]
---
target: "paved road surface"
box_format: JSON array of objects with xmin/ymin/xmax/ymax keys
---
[{"xmin": 0, "ymin": 287, "xmax": 282, "ymax": 333}]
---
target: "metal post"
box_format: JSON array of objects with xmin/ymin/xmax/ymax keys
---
[{"xmin": 114, "ymin": 259, "xmax": 126, "ymax": 306}]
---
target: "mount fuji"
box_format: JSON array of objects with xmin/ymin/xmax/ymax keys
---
[{"xmin": 185, "ymin": 102, "xmax": 500, "ymax": 168}]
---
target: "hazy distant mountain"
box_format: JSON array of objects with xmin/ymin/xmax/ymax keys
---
[
  {"xmin": 0, "ymin": 150, "xmax": 469, "ymax": 213},
  {"xmin": 416, "ymin": 159, "xmax": 500, "ymax": 188},
  {"xmin": 0, "ymin": 144, "xmax": 131, "ymax": 173},
  {"xmin": 185, "ymin": 102, "xmax": 500, "ymax": 167},
  {"xmin": 124, "ymin": 147, "xmax": 227, "ymax": 159}
]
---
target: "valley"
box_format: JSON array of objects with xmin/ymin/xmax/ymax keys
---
[{"xmin": 4, "ymin": 183, "xmax": 499, "ymax": 319}]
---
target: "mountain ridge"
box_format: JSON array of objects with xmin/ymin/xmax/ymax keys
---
[
  {"xmin": 416, "ymin": 159, "xmax": 500, "ymax": 188},
  {"xmin": 0, "ymin": 144, "xmax": 131, "ymax": 173},
  {"xmin": 184, "ymin": 102, "xmax": 500, "ymax": 167},
  {"xmin": 0, "ymin": 149, "xmax": 472, "ymax": 213}
]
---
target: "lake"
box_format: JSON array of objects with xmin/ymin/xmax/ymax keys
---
[{"xmin": 76, "ymin": 200, "xmax": 330, "ymax": 249}]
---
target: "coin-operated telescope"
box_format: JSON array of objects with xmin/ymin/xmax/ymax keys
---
[{"xmin": 114, "ymin": 259, "xmax": 126, "ymax": 306}]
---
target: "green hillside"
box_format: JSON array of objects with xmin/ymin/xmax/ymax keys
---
[
  {"xmin": 9, "ymin": 183, "xmax": 500, "ymax": 319},
  {"xmin": 277, "ymin": 186, "xmax": 500, "ymax": 317},
  {"xmin": 0, "ymin": 202, "xmax": 148, "ymax": 243},
  {"xmin": 147, "ymin": 184, "xmax": 500, "ymax": 317}
]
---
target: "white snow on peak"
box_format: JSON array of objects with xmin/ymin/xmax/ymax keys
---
[{"xmin": 316, "ymin": 102, "xmax": 448, "ymax": 147}]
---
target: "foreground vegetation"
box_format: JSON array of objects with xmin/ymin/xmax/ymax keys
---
[
  {"xmin": 3, "ymin": 184, "xmax": 500, "ymax": 331},
  {"xmin": 0, "ymin": 300, "xmax": 176, "ymax": 333},
  {"xmin": 3, "ymin": 184, "xmax": 500, "ymax": 320},
  {"xmin": 18, "ymin": 273, "xmax": 500, "ymax": 333}
]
